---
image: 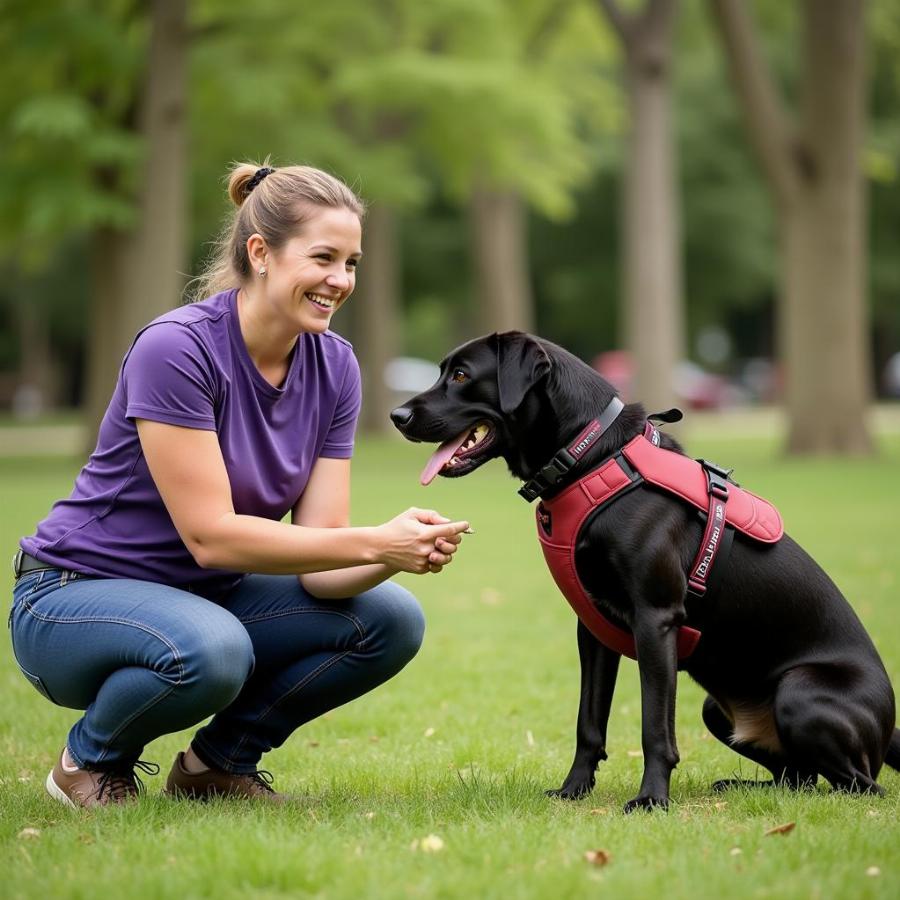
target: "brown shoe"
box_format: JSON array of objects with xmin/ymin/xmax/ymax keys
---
[
  {"xmin": 164, "ymin": 752, "xmax": 286, "ymax": 802},
  {"xmin": 45, "ymin": 749, "xmax": 158, "ymax": 809}
]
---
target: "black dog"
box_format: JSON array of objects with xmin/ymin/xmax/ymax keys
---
[{"xmin": 390, "ymin": 331, "xmax": 899, "ymax": 812}]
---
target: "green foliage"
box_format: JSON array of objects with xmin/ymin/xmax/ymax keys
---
[{"xmin": 0, "ymin": 0, "xmax": 145, "ymax": 266}]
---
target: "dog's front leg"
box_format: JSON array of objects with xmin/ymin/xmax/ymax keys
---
[
  {"xmin": 625, "ymin": 605, "xmax": 681, "ymax": 813},
  {"xmin": 547, "ymin": 620, "xmax": 621, "ymax": 800}
]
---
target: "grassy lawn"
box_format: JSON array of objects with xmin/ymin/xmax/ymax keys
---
[{"xmin": 1, "ymin": 422, "xmax": 898, "ymax": 899}]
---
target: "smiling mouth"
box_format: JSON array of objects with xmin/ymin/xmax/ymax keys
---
[
  {"xmin": 306, "ymin": 292, "xmax": 338, "ymax": 311},
  {"xmin": 420, "ymin": 422, "xmax": 495, "ymax": 485}
]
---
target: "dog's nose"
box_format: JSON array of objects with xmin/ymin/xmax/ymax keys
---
[{"xmin": 390, "ymin": 406, "xmax": 413, "ymax": 427}]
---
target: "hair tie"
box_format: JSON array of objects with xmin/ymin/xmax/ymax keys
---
[{"xmin": 244, "ymin": 167, "xmax": 275, "ymax": 197}]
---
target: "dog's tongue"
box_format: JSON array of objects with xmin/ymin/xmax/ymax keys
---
[{"xmin": 420, "ymin": 429, "xmax": 471, "ymax": 486}]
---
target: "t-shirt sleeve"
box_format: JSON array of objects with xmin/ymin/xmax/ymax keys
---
[
  {"xmin": 122, "ymin": 323, "xmax": 218, "ymax": 430},
  {"xmin": 320, "ymin": 351, "xmax": 362, "ymax": 458}
]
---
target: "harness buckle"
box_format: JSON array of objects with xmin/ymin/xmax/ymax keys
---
[{"xmin": 698, "ymin": 459, "xmax": 733, "ymax": 500}]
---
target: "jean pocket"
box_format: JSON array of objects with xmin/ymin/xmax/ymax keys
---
[
  {"xmin": 16, "ymin": 663, "xmax": 58, "ymax": 705},
  {"xmin": 12, "ymin": 570, "xmax": 46, "ymax": 603}
]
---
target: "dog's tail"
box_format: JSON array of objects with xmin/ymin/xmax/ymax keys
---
[{"xmin": 886, "ymin": 728, "xmax": 900, "ymax": 771}]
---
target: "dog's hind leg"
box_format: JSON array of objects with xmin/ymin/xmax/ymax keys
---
[
  {"xmin": 702, "ymin": 695, "xmax": 817, "ymax": 791},
  {"xmin": 774, "ymin": 667, "xmax": 891, "ymax": 797}
]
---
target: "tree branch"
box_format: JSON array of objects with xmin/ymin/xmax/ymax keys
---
[
  {"xmin": 525, "ymin": 0, "xmax": 577, "ymax": 59},
  {"xmin": 598, "ymin": 0, "xmax": 635, "ymax": 45},
  {"xmin": 709, "ymin": 0, "xmax": 798, "ymax": 207}
]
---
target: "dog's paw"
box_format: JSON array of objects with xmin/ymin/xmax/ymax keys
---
[
  {"xmin": 545, "ymin": 767, "xmax": 596, "ymax": 800},
  {"xmin": 545, "ymin": 780, "xmax": 594, "ymax": 801},
  {"xmin": 623, "ymin": 794, "xmax": 669, "ymax": 814}
]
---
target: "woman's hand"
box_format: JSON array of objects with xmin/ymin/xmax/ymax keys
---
[{"xmin": 376, "ymin": 508, "xmax": 470, "ymax": 575}]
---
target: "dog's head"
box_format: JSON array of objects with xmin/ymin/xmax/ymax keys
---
[{"xmin": 390, "ymin": 331, "xmax": 553, "ymax": 484}]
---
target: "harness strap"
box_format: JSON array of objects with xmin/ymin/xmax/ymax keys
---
[
  {"xmin": 518, "ymin": 397, "xmax": 624, "ymax": 502},
  {"xmin": 686, "ymin": 461, "xmax": 732, "ymax": 597}
]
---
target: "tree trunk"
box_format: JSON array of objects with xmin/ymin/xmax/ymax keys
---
[
  {"xmin": 469, "ymin": 184, "xmax": 535, "ymax": 334},
  {"xmin": 600, "ymin": 0, "xmax": 684, "ymax": 411},
  {"xmin": 84, "ymin": 228, "xmax": 132, "ymax": 446},
  {"xmin": 13, "ymin": 292, "xmax": 56, "ymax": 417},
  {"xmin": 622, "ymin": 29, "xmax": 684, "ymax": 410},
  {"xmin": 119, "ymin": 0, "xmax": 188, "ymax": 345},
  {"xmin": 711, "ymin": 0, "xmax": 872, "ymax": 455},
  {"xmin": 782, "ymin": 0, "xmax": 871, "ymax": 454},
  {"xmin": 355, "ymin": 203, "xmax": 400, "ymax": 433},
  {"xmin": 82, "ymin": 0, "xmax": 188, "ymax": 453}
]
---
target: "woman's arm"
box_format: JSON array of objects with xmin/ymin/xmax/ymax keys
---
[
  {"xmin": 292, "ymin": 457, "xmax": 462, "ymax": 599},
  {"xmin": 136, "ymin": 420, "xmax": 467, "ymax": 578}
]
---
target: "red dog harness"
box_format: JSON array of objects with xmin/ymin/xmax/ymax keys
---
[{"xmin": 526, "ymin": 411, "xmax": 783, "ymax": 661}]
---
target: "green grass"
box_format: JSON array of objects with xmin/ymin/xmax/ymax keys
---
[{"xmin": 1, "ymin": 425, "xmax": 899, "ymax": 899}]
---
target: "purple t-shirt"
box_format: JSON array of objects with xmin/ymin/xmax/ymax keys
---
[{"xmin": 21, "ymin": 289, "xmax": 362, "ymax": 598}]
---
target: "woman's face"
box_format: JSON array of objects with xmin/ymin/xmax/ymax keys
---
[{"xmin": 262, "ymin": 206, "xmax": 363, "ymax": 335}]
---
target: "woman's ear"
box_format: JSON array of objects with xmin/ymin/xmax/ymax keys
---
[
  {"xmin": 246, "ymin": 233, "xmax": 269, "ymax": 273},
  {"xmin": 494, "ymin": 331, "xmax": 551, "ymax": 414}
]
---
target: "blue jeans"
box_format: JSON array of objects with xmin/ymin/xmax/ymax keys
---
[{"xmin": 9, "ymin": 568, "xmax": 425, "ymax": 774}]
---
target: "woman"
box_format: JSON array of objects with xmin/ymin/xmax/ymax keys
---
[{"xmin": 10, "ymin": 162, "xmax": 468, "ymax": 808}]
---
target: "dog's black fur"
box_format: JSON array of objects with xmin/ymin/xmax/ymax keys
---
[{"xmin": 391, "ymin": 331, "xmax": 900, "ymax": 812}]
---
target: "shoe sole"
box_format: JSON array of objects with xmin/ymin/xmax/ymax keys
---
[{"xmin": 45, "ymin": 769, "xmax": 77, "ymax": 809}]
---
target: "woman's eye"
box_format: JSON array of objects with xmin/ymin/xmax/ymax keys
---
[
  {"xmin": 346, "ymin": 259, "xmax": 359, "ymax": 270},
  {"xmin": 451, "ymin": 369, "xmax": 468, "ymax": 384}
]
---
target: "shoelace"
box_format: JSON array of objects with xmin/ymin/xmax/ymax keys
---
[
  {"xmin": 95, "ymin": 759, "xmax": 160, "ymax": 802},
  {"xmin": 245, "ymin": 769, "xmax": 276, "ymax": 794}
]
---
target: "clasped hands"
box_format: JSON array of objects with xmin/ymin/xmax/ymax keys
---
[{"xmin": 379, "ymin": 507, "xmax": 471, "ymax": 575}]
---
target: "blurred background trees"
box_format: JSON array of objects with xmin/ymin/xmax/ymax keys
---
[{"xmin": 1, "ymin": 0, "xmax": 898, "ymax": 454}]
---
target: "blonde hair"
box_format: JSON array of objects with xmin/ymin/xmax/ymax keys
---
[{"xmin": 187, "ymin": 160, "xmax": 366, "ymax": 302}]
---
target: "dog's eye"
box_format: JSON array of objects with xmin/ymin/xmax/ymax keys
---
[{"xmin": 451, "ymin": 369, "xmax": 468, "ymax": 384}]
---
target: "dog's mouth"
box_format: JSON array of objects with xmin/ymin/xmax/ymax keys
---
[{"xmin": 420, "ymin": 422, "xmax": 496, "ymax": 485}]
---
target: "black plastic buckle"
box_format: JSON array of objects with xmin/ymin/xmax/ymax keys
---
[
  {"xmin": 542, "ymin": 449, "xmax": 576, "ymax": 483},
  {"xmin": 518, "ymin": 481, "xmax": 544, "ymax": 502},
  {"xmin": 698, "ymin": 459, "xmax": 733, "ymax": 500}
]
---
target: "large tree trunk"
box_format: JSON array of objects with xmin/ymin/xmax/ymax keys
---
[
  {"xmin": 601, "ymin": 0, "xmax": 684, "ymax": 411},
  {"xmin": 782, "ymin": 0, "xmax": 871, "ymax": 454},
  {"xmin": 354, "ymin": 203, "xmax": 400, "ymax": 433},
  {"xmin": 83, "ymin": 0, "xmax": 188, "ymax": 451},
  {"xmin": 119, "ymin": 0, "xmax": 188, "ymax": 343},
  {"xmin": 711, "ymin": 0, "xmax": 872, "ymax": 455},
  {"xmin": 469, "ymin": 184, "xmax": 535, "ymax": 334}
]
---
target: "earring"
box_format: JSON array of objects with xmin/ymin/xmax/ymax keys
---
[{"xmin": 259, "ymin": 266, "xmax": 267, "ymax": 277}]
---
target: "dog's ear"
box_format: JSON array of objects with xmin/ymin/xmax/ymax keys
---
[{"xmin": 494, "ymin": 331, "xmax": 551, "ymax": 414}]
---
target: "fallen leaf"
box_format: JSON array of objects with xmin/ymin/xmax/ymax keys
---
[
  {"xmin": 730, "ymin": 847, "xmax": 743, "ymax": 856},
  {"xmin": 18, "ymin": 828, "xmax": 40, "ymax": 840},
  {"xmin": 364, "ymin": 811, "xmax": 375, "ymax": 820},
  {"xmin": 589, "ymin": 808, "xmax": 609, "ymax": 816},
  {"xmin": 424, "ymin": 727, "xmax": 436, "ymax": 738},
  {"xmin": 765, "ymin": 822, "xmax": 796, "ymax": 836},
  {"xmin": 584, "ymin": 849, "xmax": 612, "ymax": 867},
  {"xmin": 526, "ymin": 730, "xmax": 535, "ymax": 747},
  {"xmin": 626, "ymin": 750, "xmax": 642, "ymax": 758},
  {"xmin": 866, "ymin": 866, "xmax": 881, "ymax": 877},
  {"xmin": 307, "ymin": 741, "xmax": 320, "ymax": 748},
  {"xmin": 413, "ymin": 834, "xmax": 444, "ymax": 853},
  {"xmin": 369, "ymin": 735, "xmax": 380, "ymax": 743}
]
